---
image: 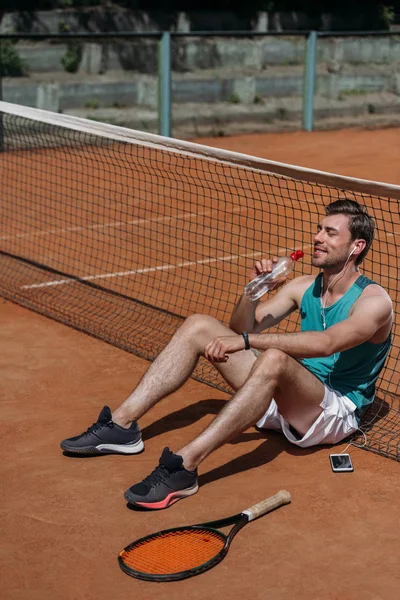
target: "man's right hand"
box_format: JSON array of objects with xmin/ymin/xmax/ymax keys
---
[{"xmin": 250, "ymin": 256, "xmax": 280, "ymax": 280}]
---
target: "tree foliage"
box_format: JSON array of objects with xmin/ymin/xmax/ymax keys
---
[
  {"xmin": 0, "ymin": 40, "xmax": 26, "ymax": 76},
  {"xmin": 1, "ymin": 1, "xmax": 396, "ymax": 31}
]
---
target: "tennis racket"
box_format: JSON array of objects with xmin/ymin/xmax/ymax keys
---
[{"xmin": 118, "ymin": 489, "xmax": 291, "ymax": 582}]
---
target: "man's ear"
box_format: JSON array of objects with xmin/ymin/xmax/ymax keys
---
[{"xmin": 351, "ymin": 239, "xmax": 366, "ymax": 257}]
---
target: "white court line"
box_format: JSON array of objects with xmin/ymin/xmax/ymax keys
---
[
  {"xmin": 21, "ymin": 251, "xmax": 265, "ymax": 290},
  {"xmin": 2, "ymin": 207, "xmax": 396, "ymax": 243},
  {"xmin": 0, "ymin": 205, "xmax": 246, "ymax": 242},
  {"xmin": 19, "ymin": 244, "xmax": 322, "ymax": 291},
  {"xmin": 19, "ymin": 235, "xmax": 395, "ymax": 292}
]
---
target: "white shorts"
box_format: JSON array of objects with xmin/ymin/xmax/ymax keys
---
[{"xmin": 256, "ymin": 385, "xmax": 359, "ymax": 448}]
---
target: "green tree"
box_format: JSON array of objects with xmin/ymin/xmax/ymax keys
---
[{"xmin": 0, "ymin": 41, "xmax": 26, "ymax": 77}]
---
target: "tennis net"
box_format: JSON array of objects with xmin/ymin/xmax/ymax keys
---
[{"xmin": 0, "ymin": 101, "xmax": 399, "ymax": 460}]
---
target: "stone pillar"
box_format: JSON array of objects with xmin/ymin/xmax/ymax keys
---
[
  {"xmin": 390, "ymin": 71, "xmax": 400, "ymax": 95},
  {"xmin": 137, "ymin": 77, "xmax": 158, "ymax": 109},
  {"xmin": 326, "ymin": 74, "xmax": 340, "ymax": 100},
  {"xmin": 232, "ymin": 77, "xmax": 256, "ymax": 104},
  {"xmin": 325, "ymin": 40, "xmax": 343, "ymax": 101},
  {"xmin": 80, "ymin": 44, "xmax": 104, "ymax": 74},
  {"xmin": 177, "ymin": 12, "xmax": 190, "ymax": 32},
  {"xmin": 0, "ymin": 13, "xmax": 15, "ymax": 34},
  {"xmin": 36, "ymin": 83, "xmax": 60, "ymax": 112},
  {"xmin": 254, "ymin": 11, "xmax": 269, "ymax": 32}
]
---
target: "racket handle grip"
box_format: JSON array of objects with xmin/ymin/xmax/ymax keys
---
[{"xmin": 242, "ymin": 490, "xmax": 291, "ymax": 521}]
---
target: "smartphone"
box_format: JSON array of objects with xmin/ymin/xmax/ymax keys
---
[{"xmin": 329, "ymin": 453, "xmax": 354, "ymax": 473}]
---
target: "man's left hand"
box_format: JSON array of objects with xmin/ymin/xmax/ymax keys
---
[{"xmin": 204, "ymin": 334, "xmax": 246, "ymax": 363}]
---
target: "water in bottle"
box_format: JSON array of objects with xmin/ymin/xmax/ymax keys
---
[{"xmin": 244, "ymin": 250, "xmax": 304, "ymax": 301}]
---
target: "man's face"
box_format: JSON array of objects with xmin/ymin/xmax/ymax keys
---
[{"xmin": 312, "ymin": 213, "xmax": 354, "ymax": 269}]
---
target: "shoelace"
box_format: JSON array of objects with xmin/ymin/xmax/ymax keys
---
[
  {"xmin": 82, "ymin": 420, "xmax": 114, "ymax": 437},
  {"xmin": 141, "ymin": 464, "xmax": 173, "ymax": 488}
]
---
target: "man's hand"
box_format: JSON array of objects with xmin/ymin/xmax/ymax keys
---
[
  {"xmin": 204, "ymin": 334, "xmax": 246, "ymax": 363},
  {"xmin": 249, "ymin": 256, "xmax": 284, "ymax": 292},
  {"xmin": 250, "ymin": 256, "xmax": 279, "ymax": 279}
]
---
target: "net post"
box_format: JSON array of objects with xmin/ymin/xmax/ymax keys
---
[
  {"xmin": 158, "ymin": 31, "xmax": 172, "ymax": 138},
  {"xmin": 302, "ymin": 30, "xmax": 317, "ymax": 132}
]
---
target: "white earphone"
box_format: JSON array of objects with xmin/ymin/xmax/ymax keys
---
[{"xmin": 321, "ymin": 243, "xmax": 358, "ymax": 326}]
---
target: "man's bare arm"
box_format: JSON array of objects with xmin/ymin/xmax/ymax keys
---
[
  {"xmin": 247, "ymin": 293, "xmax": 392, "ymax": 358},
  {"xmin": 229, "ymin": 276, "xmax": 310, "ymax": 334},
  {"xmin": 207, "ymin": 292, "xmax": 391, "ymax": 364}
]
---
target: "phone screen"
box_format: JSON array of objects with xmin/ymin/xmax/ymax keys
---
[{"xmin": 330, "ymin": 454, "xmax": 354, "ymax": 471}]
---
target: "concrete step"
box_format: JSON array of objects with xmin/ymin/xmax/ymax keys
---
[
  {"xmin": 64, "ymin": 94, "xmax": 400, "ymax": 139},
  {"xmin": 2, "ymin": 68, "xmax": 400, "ymax": 111}
]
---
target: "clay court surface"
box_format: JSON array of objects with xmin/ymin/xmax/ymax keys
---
[{"xmin": 1, "ymin": 126, "xmax": 399, "ymax": 599}]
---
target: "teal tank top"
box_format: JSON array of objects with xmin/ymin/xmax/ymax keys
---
[{"xmin": 301, "ymin": 274, "xmax": 391, "ymax": 413}]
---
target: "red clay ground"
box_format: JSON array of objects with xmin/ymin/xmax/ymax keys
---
[{"xmin": 1, "ymin": 127, "xmax": 399, "ymax": 600}]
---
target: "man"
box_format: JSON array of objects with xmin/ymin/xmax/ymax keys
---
[{"xmin": 61, "ymin": 199, "xmax": 392, "ymax": 510}]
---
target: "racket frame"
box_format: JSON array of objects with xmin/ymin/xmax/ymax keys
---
[
  {"xmin": 118, "ymin": 490, "xmax": 291, "ymax": 582},
  {"xmin": 118, "ymin": 512, "xmax": 247, "ymax": 582}
]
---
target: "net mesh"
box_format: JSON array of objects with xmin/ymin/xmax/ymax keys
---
[{"xmin": 0, "ymin": 102, "xmax": 398, "ymax": 461}]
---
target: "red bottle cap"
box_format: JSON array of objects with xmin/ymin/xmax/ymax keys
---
[{"xmin": 290, "ymin": 250, "xmax": 304, "ymax": 262}]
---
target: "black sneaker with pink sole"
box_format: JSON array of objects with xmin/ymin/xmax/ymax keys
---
[{"xmin": 124, "ymin": 447, "xmax": 198, "ymax": 509}]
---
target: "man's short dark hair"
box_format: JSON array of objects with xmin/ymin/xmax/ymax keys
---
[{"xmin": 325, "ymin": 198, "xmax": 375, "ymax": 266}]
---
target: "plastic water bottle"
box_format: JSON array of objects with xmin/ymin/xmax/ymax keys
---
[{"xmin": 244, "ymin": 250, "xmax": 304, "ymax": 301}]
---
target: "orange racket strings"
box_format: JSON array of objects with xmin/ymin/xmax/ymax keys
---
[{"xmin": 120, "ymin": 528, "xmax": 226, "ymax": 575}]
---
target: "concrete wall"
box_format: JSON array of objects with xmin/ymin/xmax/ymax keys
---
[
  {"xmin": 318, "ymin": 37, "xmax": 400, "ymax": 64},
  {"xmin": 1, "ymin": 12, "xmax": 399, "ymax": 111},
  {"xmin": 9, "ymin": 35, "xmax": 400, "ymax": 76},
  {"xmin": 2, "ymin": 69, "xmax": 398, "ymax": 111}
]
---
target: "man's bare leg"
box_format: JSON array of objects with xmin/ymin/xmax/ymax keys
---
[
  {"xmin": 122, "ymin": 348, "xmax": 325, "ymax": 509},
  {"xmin": 112, "ymin": 314, "xmax": 257, "ymax": 427},
  {"xmin": 177, "ymin": 348, "xmax": 325, "ymax": 470}
]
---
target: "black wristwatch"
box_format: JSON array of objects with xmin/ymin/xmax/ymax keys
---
[{"xmin": 242, "ymin": 331, "xmax": 250, "ymax": 350}]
